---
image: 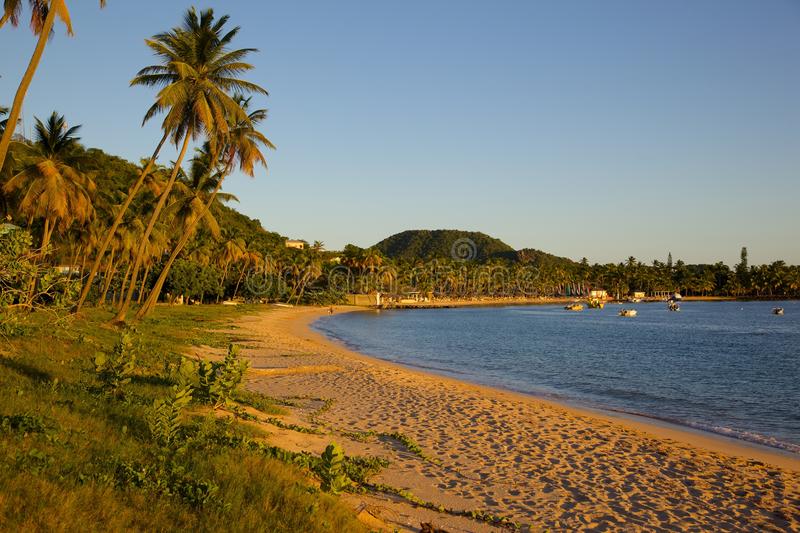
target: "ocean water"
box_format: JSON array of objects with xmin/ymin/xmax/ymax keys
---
[{"xmin": 313, "ymin": 301, "xmax": 800, "ymax": 453}]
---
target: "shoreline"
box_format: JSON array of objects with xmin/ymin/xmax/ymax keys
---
[
  {"xmin": 303, "ymin": 305, "xmax": 800, "ymax": 470},
  {"xmin": 369, "ymin": 296, "xmax": 799, "ymax": 309},
  {"xmin": 234, "ymin": 304, "xmax": 800, "ymax": 531}
]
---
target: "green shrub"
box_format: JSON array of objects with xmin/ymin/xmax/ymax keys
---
[
  {"xmin": 0, "ymin": 414, "xmax": 49, "ymax": 435},
  {"xmin": 318, "ymin": 442, "xmax": 349, "ymax": 494},
  {"xmin": 93, "ymin": 332, "xmax": 137, "ymax": 396},
  {"xmin": 113, "ymin": 460, "xmax": 219, "ymax": 508},
  {"xmin": 189, "ymin": 344, "xmax": 249, "ymax": 408},
  {"xmin": 147, "ymin": 385, "xmax": 193, "ymax": 448}
]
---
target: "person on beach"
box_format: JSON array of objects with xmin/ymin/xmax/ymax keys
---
[{"xmin": 329, "ymin": 306, "xmax": 334, "ymax": 314}]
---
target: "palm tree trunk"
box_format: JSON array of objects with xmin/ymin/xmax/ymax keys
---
[
  {"xmin": 80, "ymin": 250, "xmax": 88, "ymax": 286},
  {"xmin": 113, "ymin": 131, "xmax": 192, "ymax": 324},
  {"xmin": 0, "ymin": 3, "xmax": 58, "ymax": 172},
  {"xmin": 74, "ymin": 131, "xmax": 169, "ymax": 313},
  {"xmin": 135, "ymin": 180, "xmax": 224, "ymax": 320},
  {"xmin": 118, "ymin": 260, "xmax": 133, "ymax": 304},
  {"xmin": 100, "ymin": 250, "xmax": 117, "ymax": 306},
  {"xmin": 232, "ymin": 264, "xmax": 247, "ymax": 299},
  {"xmin": 217, "ymin": 261, "xmax": 230, "ymax": 303},
  {"xmin": 68, "ymin": 244, "xmax": 80, "ymax": 280},
  {"xmin": 137, "ymin": 263, "xmax": 151, "ymax": 304},
  {"xmin": 295, "ymin": 275, "xmax": 310, "ymax": 304},
  {"xmin": 40, "ymin": 217, "xmax": 53, "ymax": 256}
]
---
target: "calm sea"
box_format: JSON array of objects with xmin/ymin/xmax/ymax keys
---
[{"xmin": 313, "ymin": 301, "xmax": 800, "ymax": 453}]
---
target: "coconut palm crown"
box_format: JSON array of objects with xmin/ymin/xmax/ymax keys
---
[
  {"xmin": 2, "ymin": 111, "xmax": 95, "ymax": 251},
  {"xmin": 130, "ymin": 7, "xmax": 267, "ymax": 154}
]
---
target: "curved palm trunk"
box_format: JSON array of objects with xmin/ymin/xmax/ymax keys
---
[
  {"xmin": 135, "ymin": 180, "xmax": 224, "ymax": 321},
  {"xmin": 294, "ymin": 275, "xmax": 310, "ymax": 304},
  {"xmin": 74, "ymin": 131, "xmax": 169, "ymax": 313},
  {"xmin": 232, "ymin": 264, "xmax": 247, "ymax": 299},
  {"xmin": 113, "ymin": 131, "xmax": 192, "ymax": 324},
  {"xmin": 99, "ymin": 250, "xmax": 117, "ymax": 306},
  {"xmin": 137, "ymin": 263, "xmax": 151, "ymax": 304},
  {"xmin": 117, "ymin": 260, "xmax": 133, "ymax": 305},
  {"xmin": 0, "ymin": 3, "xmax": 57, "ymax": 172}
]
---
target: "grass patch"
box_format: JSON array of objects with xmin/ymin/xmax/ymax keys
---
[
  {"xmin": 231, "ymin": 389, "xmax": 286, "ymax": 416},
  {"xmin": 0, "ymin": 305, "xmax": 366, "ymax": 532},
  {"xmin": 262, "ymin": 417, "xmax": 324, "ymax": 435}
]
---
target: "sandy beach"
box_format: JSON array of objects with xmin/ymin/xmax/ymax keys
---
[{"xmin": 224, "ymin": 305, "xmax": 800, "ymax": 532}]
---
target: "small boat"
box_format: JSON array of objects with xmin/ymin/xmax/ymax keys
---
[
  {"xmin": 587, "ymin": 299, "xmax": 605, "ymax": 309},
  {"xmin": 564, "ymin": 303, "xmax": 584, "ymax": 312},
  {"xmin": 628, "ymin": 298, "xmax": 642, "ymax": 303},
  {"xmin": 773, "ymin": 307, "xmax": 784, "ymax": 315},
  {"xmin": 619, "ymin": 308, "xmax": 637, "ymax": 317},
  {"xmin": 668, "ymin": 302, "xmax": 680, "ymax": 312}
]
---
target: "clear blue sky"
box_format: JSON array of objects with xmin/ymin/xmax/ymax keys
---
[{"xmin": 2, "ymin": 0, "xmax": 798, "ymax": 265}]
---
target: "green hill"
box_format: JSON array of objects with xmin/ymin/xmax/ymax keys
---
[
  {"xmin": 374, "ymin": 229, "xmax": 515, "ymax": 262},
  {"xmin": 516, "ymin": 247, "xmax": 577, "ymax": 269},
  {"xmin": 373, "ymin": 229, "xmax": 577, "ymax": 267}
]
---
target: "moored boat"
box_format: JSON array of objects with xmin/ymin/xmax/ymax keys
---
[
  {"xmin": 619, "ymin": 308, "xmax": 637, "ymax": 317},
  {"xmin": 773, "ymin": 307, "xmax": 784, "ymax": 315},
  {"xmin": 668, "ymin": 302, "xmax": 680, "ymax": 312},
  {"xmin": 565, "ymin": 303, "xmax": 584, "ymax": 312}
]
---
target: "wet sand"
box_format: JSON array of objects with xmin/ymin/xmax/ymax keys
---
[{"xmin": 227, "ymin": 305, "xmax": 800, "ymax": 532}]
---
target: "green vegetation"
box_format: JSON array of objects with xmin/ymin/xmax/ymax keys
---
[
  {"xmin": 0, "ymin": 307, "xmax": 367, "ymax": 531},
  {"xmin": 188, "ymin": 344, "xmax": 250, "ymax": 409},
  {"xmin": 318, "ymin": 442, "xmax": 349, "ymax": 494},
  {"xmin": 92, "ymin": 332, "xmax": 138, "ymax": 396},
  {"xmin": 374, "ymin": 229, "xmax": 516, "ymax": 261},
  {"xmin": 381, "ymin": 431, "xmax": 441, "ymax": 464},
  {"xmin": 369, "ymin": 483, "xmax": 522, "ymax": 530},
  {"xmin": 343, "ymin": 238, "xmax": 800, "ymax": 300}
]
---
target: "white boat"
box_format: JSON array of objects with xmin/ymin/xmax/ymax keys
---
[
  {"xmin": 619, "ymin": 308, "xmax": 637, "ymax": 317},
  {"xmin": 668, "ymin": 302, "xmax": 680, "ymax": 312},
  {"xmin": 773, "ymin": 307, "xmax": 784, "ymax": 315}
]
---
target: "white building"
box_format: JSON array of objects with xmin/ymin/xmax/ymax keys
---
[{"xmin": 285, "ymin": 239, "xmax": 305, "ymax": 250}]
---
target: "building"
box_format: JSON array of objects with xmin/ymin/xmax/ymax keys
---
[
  {"xmin": 589, "ymin": 289, "xmax": 608, "ymax": 300},
  {"xmin": 285, "ymin": 239, "xmax": 305, "ymax": 250},
  {"xmin": 632, "ymin": 291, "xmax": 646, "ymax": 299},
  {"xmin": 55, "ymin": 265, "xmax": 80, "ymax": 275}
]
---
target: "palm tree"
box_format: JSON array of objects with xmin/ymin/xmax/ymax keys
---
[
  {"xmin": 73, "ymin": 139, "xmax": 171, "ymax": 312},
  {"xmin": 293, "ymin": 256, "xmax": 323, "ymax": 304},
  {"xmin": 0, "ymin": 0, "xmax": 107, "ymax": 174},
  {"xmin": 2, "ymin": 112, "xmax": 95, "ymax": 253},
  {"xmin": 113, "ymin": 7, "xmax": 267, "ymax": 323},
  {"xmin": 311, "ymin": 240, "xmax": 325, "ymax": 254},
  {"xmin": 0, "ymin": 106, "xmax": 14, "ymax": 216},
  {"xmin": 0, "ymin": 106, "xmax": 9, "ymax": 135},
  {"xmin": 232, "ymin": 245, "xmax": 262, "ymax": 299},
  {"xmin": 135, "ymin": 96, "xmax": 273, "ymax": 319}
]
